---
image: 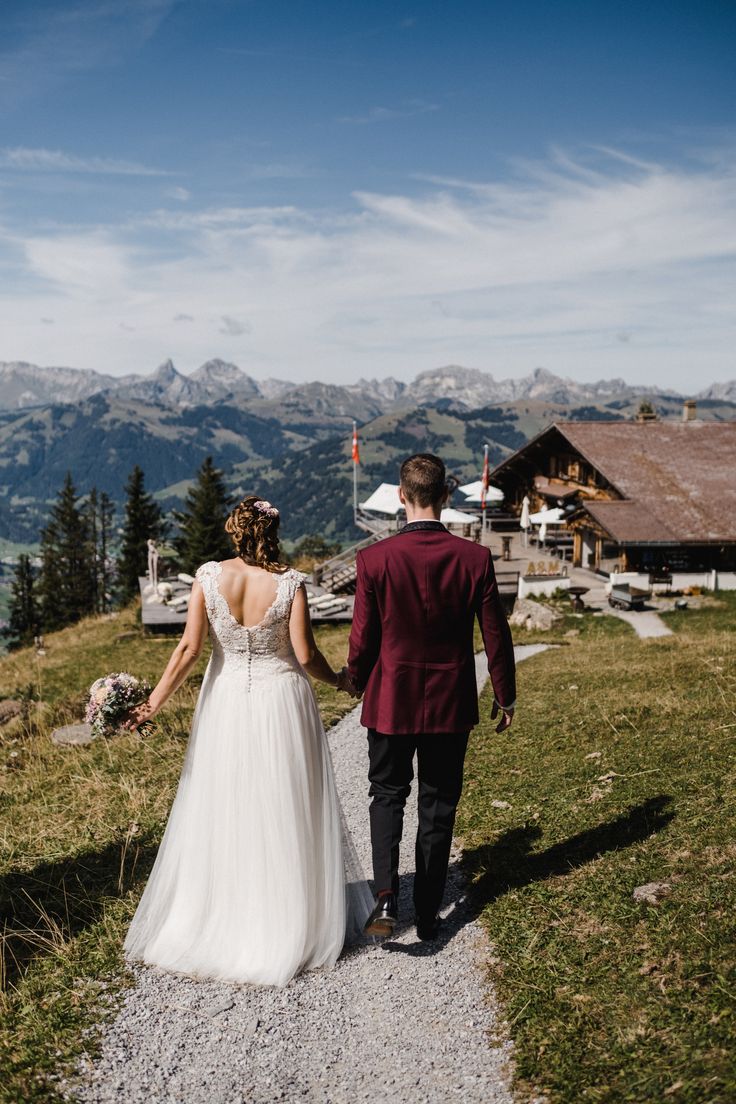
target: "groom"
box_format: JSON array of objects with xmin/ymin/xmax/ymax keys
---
[{"xmin": 345, "ymin": 453, "xmax": 516, "ymax": 940}]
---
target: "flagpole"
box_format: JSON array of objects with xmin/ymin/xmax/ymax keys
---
[
  {"xmin": 481, "ymin": 442, "xmax": 489, "ymax": 540},
  {"xmin": 352, "ymin": 420, "xmax": 358, "ymax": 524}
]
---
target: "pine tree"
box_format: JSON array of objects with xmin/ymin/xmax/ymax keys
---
[
  {"xmin": 5, "ymin": 554, "xmax": 38, "ymax": 649},
  {"xmin": 83, "ymin": 488, "xmax": 117, "ymax": 612},
  {"xmin": 117, "ymin": 466, "xmax": 164, "ymax": 602},
  {"xmin": 98, "ymin": 491, "xmax": 116, "ymax": 612},
  {"xmin": 173, "ymin": 456, "xmax": 233, "ymax": 572},
  {"xmin": 37, "ymin": 472, "xmax": 96, "ymax": 631},
  {"xmin": 85, "ymin": 487, "xmax": 101, "ymax": 615}
]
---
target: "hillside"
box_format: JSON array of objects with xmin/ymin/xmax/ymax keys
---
[
  {"xmin": 0, "ymin": 605, "xmax": 356, "ymax": 1102},
  {"xmin": 1, "ymin": 360, "xmax": 735, "ymax": 549},
  {"xmin": 1, "ymin": 589, "xmax": 733, "ymax": 1102}
]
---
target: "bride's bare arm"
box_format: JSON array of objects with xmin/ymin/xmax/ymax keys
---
[
  {"xmin": 126, "ymin": 581, "xmax": 210, "ymax": 729},
  {"xmin": 289, "ymin": 584, "xmax": 339, "ymax": 687}
]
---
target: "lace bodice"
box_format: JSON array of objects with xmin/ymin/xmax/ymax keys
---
[{"xmin": 195, "ymin": 561, "xmax": 308, "ymax": 689}]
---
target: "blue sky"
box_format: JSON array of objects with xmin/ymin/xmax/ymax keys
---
[{"xmin": 1, "ymin": 0, "xmax": 735, "ymax": 388}]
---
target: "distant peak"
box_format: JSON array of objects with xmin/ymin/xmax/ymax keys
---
[
  {"xmin": 194, "ymin": 358, "xmax": 244, "ymax": 377},
  {"xmin": 154, "ymin": 358, "xmax": 179, "ymax": 379}
]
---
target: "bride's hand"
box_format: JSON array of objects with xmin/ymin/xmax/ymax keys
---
[
  {"xmin": 125, "ymin": 699, "xmax": 156, "ymax": 732},
  {"xmin": 336, "ymin": 667, "xmax": 361, "ymax": 699}
]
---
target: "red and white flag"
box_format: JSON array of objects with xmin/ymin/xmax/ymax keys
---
[{"xmin": 351, "ymin": 421, "xmax": 360, "ymax": 464}]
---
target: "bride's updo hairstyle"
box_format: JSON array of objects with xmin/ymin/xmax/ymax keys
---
[{"xmin": 225, "ymin": 495, "xmax": 284, "ymax": 572}]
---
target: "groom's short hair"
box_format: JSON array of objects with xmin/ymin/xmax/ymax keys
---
[{"xmin": 400, "ymin": 453, "xmax": 447, "ymax": 507}]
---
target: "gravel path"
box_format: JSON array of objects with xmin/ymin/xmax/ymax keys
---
[
  {"xmin": 607, "ymin": 608, "xmax": 673, "ymax": 638},
  {"xmin": 69, "ymin": 648, "xmax": 542, "ymax": 1104}
]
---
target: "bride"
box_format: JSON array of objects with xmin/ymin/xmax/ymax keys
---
[{"xmin": 124, "ymin": 495, "xmax": 369, "ymax": 987}]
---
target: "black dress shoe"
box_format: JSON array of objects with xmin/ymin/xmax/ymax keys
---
[
  {"xmin": 364, "ymin": 893, "xmax": 397, "ymax": 937},
  {"xmin": 415, "ymin": 913, "xmax": 442, "ymax": 941}
]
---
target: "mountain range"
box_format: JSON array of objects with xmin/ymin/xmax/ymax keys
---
[
  {"xmin": 3, "ymin": 357, "xmax": 735, "ymax": 414},
  {"xmin": 0, "ymin": 359, "xmax": 734, "ymax": 551}
]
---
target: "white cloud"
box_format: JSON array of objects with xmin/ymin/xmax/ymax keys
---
[
  {"xmin": 242, "ymin": 163, "xmax": 316, "ymax": 180},
  {"xmin": 2, "ymin": 145, "xmax": 735, "ymax": 389},
  {"xmin": 165, "ymin": 185, "xmax": 191, "ymax": 201},
  {"xmin": 19, "ymin": 231, "xmax": 130, "ymax": 291},
  {"xmin": 0, "ymin": 146, "xmax": 169, "ymax": 176},
  {"xmin": 338, "ymin": 99, "xmax": 440, "ymax": 125},
  {"xmin": 0, "ymin": 1, "xmax": 178, "ymax": 108},
  {"xmin": 219, "ymin": 315, "xmax": 251, "ymax": 336}
]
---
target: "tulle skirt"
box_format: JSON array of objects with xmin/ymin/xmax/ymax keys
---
[{"xmin": 124, "ymin": 663, "xmax": 368, "ymax": 987}]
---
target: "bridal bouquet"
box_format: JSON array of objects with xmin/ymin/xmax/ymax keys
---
[{"xmin": 85, "ymin": 672, "xmax": 153, "ymax": 739}]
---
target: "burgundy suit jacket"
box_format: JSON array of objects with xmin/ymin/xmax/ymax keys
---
[{"xmin": 347, "ymin": 522, "xmax": 516, "ymax": 735}]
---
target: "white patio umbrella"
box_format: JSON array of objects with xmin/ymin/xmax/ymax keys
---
[
  {"xmin": 529, "ymin": 506, "xmax": 566, "ymax": 525},
  {"xmin": 358, "ymin": 482, "xmax": 402, "ymax": 514},
  {"xmin": 458, "ymin": 480, "xmax": 504, "ymax": 503},
  {"xmin": 440, "ymin": 507, "xmax": 478, "ymax": 525},
  {"xmin": 539, "ymin": 521, "xmax": 548, "ymax": 546}
]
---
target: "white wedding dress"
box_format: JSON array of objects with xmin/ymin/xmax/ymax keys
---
[{"xmin": 124, "ymin": 561, "xmax": 372, "ymax": 987}]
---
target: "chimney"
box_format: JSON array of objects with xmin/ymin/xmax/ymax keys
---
[
  {"xmin": 682, "ymin": 399, "xmax": 697, "ymax": 422},
  {"xmin": 635, "ymin": 399, "xmax": 658, "ymax": 423}
]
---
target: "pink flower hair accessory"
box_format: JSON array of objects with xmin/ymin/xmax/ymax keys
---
[{"xmin": 253, "ymin": 499, "xmax": 279, "ymax": 517}]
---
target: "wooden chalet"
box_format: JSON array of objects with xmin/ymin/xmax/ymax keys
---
[{"xmin": 490, "ymin": 412, "xmax": 736, "ymax": 585}]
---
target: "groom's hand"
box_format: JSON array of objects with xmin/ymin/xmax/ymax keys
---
[
  {"xmin": 336, "ymin": 666, "xmax": 361, "ymax": 699},
  {"xmin": 491, "ymin": 699, "xmax": 514, "ymax": 733}
]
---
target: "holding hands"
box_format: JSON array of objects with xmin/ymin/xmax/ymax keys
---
[{"xmin": 336, "ymin": 666, "xmax": 361, "ymax": 698}]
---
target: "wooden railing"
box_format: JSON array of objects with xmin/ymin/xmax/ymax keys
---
[{"xmin": 313, "ymin": 523, "xmax": 392, "ymax": 591}]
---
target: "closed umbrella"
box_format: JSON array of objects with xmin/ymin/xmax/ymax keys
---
[{"xmin": 520, "ymin": 495, "xmax": 530, "ymax": 547}]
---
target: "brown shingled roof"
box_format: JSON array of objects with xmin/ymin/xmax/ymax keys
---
[
  {"xmin": 583, "ymin": 500, "xmax": 680, "ymax": 543},
  {"xmin": 558, "ymin": 421, "xmax": 736, "ymax": 544}
]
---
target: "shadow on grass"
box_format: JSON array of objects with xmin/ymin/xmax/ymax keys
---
[
  {"xmin": 3, "ymin": 797, "xmax": 677, "ymax": 979},
  {"xmin": 0, "ymin": 837, "xmax": 158, "ymax": 990},
  {"xmin": 465, "ymin": 792, "xmax": 675, "ymax": 903},
  {"xmin": 381, "ymin": 794, "xmax": 675, "ymax": 957}
]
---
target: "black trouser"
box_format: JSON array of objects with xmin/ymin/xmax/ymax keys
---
[{"xmin": 367, "ymin": 729, "xmax": 470, "ymax": 921}]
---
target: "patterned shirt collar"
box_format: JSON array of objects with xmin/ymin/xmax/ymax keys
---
[{"xmin": 399, "ymin": 520, "xmax": 446, "ymax": 533}]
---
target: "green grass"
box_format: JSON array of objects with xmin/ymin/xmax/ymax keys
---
[
  {"xmin": 458, "ymin": 593, "xmax": 736, "ymax": 1103},
  {"xmin": 4, "ymin": 595, "xmax": 735, "ymax": 1103},
  {"xmin": 0, "ymin": 608, "xmax": 354, "ymax": 1103}
]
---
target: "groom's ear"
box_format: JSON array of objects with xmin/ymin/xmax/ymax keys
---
[{"xmin": 398, "ymin": 485, "xmax": 407, "ymax": 505}]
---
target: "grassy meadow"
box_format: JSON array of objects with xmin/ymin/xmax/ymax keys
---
[
  {"xmin": 0, "ymin": 595, "xmax": 734, "ymax": 1102},
  {"xmin": 0, "ymin": 607, "xmax": 355, "ymax": 1104},
  {"xmin": 460, "ymin": 595, "xmax": 736, "ymax": 1103}
]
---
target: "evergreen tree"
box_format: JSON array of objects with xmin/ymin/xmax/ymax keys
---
[
  {"xmin": 85, "ymin": 487, "xmax": 101, "ymax": 615},
  {"xmin": 290, "ymin": 534, "xmax": 341, "ymax": 564},
  {"xmin": 84, "ymin": 488, "xmax": 117, "ymax": 612},
  {"xmin": 98, "ymin": 491, "xmax": 116, "ymax": 612},
  {"xmin": 37, "ymin": 472, "xmax": 95, "ymax": 631},
  {"xmin": 173, "ymin": 456, "xmax": 233, "ymax": 572},
  {"xmin": 117, "ymin": 466, "xmax": 164, "ymax": 602},
  {"xmin": 5, "ymin": 554, "xmax": 38, "ymax": 649}
]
